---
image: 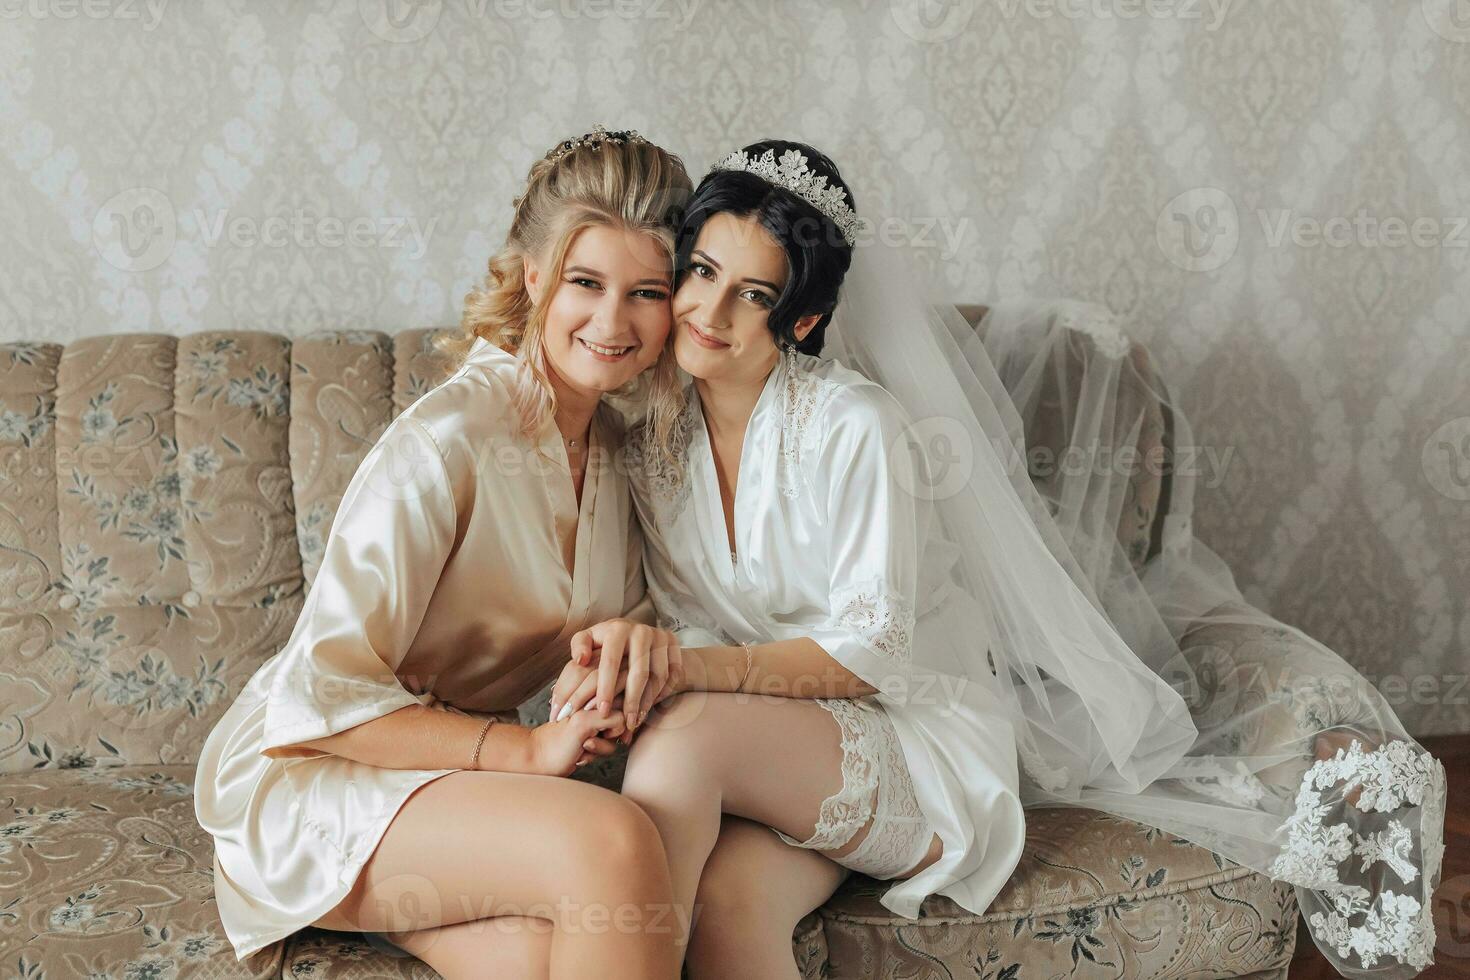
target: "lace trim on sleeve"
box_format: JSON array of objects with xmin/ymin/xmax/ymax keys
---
[{"xmin": 828, "ymin": 584, "xmax": 916, "ymax": 665}]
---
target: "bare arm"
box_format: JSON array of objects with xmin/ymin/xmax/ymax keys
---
[
  {"xmin": 268, "ymin": 699, "xmax": 632, "ymax": 778},
  {"xmin": 262, "ymin": 704, "xmax": 530, "ymax": 772},
  {"xmin": 675, "ymin": 639, "xmax": 879, "ymax": 699}
]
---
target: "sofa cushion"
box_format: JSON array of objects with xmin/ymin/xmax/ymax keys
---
[
  {"xmin": 819, "ymin": 806, "xmax": 1297, "ymax": 979},
  {"xmin": 279, "ymin": 929, "xmax": 439, "ymax": 979},
  {"xmin": 0, "ymin": 765, "xmax": 1295, "ymax": 980},
  {"xmin": 0, "ymin": 764, "xmax": 280, "ymax": 977},
  {"xmin": 275, "ymin": 810, "xmax": 1299, "ymax": 980},
  {"xmin": 0, "ymin": 602, "xmax": 301, "ymax": 773},
  {"xmin": 277, "ymin": 914, "xmax": 829, "ymax": 979}
]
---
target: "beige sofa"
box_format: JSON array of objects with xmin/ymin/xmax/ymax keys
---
[{"xmin": 0, "ymin": 314, "xmax": 1309, "ymax": 977}]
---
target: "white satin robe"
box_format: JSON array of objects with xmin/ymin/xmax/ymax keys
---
[
  {"xmin": 194, "ymin": 337, "xmax": 650, "ymax": 961},
  {"xmin": 626, "ymin": 349, "xmax": 1028, "ymax": 918}
]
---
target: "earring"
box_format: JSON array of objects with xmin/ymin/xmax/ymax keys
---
[{"xmin": 782, "ymin": 342, "xmax": 799, "ymax": 371}]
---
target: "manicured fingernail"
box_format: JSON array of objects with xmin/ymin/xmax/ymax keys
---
[{"xmin": 556, "ymin": 702, "xmax": 573, "ymax": 722}]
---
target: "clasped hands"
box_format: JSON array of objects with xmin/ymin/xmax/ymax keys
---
[{"xmin": 546, "ymin": 618, "xmax": 685, "ymax": 768}]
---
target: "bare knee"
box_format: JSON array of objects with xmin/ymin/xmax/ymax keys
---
[
  {"xmin": 547, "ymin": 793, "xmax": 675, "ymax": 941},
  {"xmin": 314, "ymin": 777, "xmax": 667, "ymax": 933},
  {"xmin": 581, "ymin": 791, "xmax": 667, "ymax": 874}
]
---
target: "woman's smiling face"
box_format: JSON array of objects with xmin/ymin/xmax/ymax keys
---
[
  {"xmin": 526, "ymin": 223, "xmax": 674, "ymax": 400},
  {"xmin": 673, "ymin": 211, "xmax": 814, "ymax": 388}
]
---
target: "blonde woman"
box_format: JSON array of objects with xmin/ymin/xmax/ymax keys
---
[{"xmin": 193, "ymin": 128, "xmax": 692, "ymax": 979}]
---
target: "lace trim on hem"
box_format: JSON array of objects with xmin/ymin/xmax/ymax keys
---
[
  {"xmin": 1268, "ymin": 737, "xmax": 1446, "ymax": 971},
  {"xmin": 837, "ymin": 700, "xmax": 931, "ymax": 879},
  {"xmin": 778, "ymin": 697, "xmax": 880, "ymax": 851}
]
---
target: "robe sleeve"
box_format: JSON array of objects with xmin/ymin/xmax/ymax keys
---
[
  {"xmin": 803, "ymin": 385, "xmax": 922, "ymax": 703},
  {"xmin": 255, "ymin": 415, "xmax": 459, "ymax": 760}
]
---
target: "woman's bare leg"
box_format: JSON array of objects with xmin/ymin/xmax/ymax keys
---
[
  {"xmin": 309, "ymin": 770, "xmax": 682, "ymax": 980},
  {"xmin": 618, "ymin": 692, "xmax": 944, "ymax": 965},
  {"xmin": 684, "ymin": 815, "xmax": 849, "ymax": 980}
]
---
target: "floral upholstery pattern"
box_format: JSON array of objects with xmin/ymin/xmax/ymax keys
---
[
  {"xmin": 276, "ymin": 916, "xmax": 829, "ymax": 979},
  {"xmin": 0, "ymin": 765, "xmax": 280, "ymax": 977},
  {"xmin": 0, "ymin": 327, "xmax": 1301, "ymax": 977},
  {"xmin": 821, "ymin": 807, "xmax": 1296, "ymax": 979}
]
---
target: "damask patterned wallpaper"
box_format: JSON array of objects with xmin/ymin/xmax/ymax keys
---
[{"xmin": 1, "ymin": 0, "xmax": 1466, "ymax": 735}]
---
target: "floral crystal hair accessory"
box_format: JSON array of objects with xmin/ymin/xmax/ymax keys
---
[
  {"xmin": 711, "ymin": 147, "xmax": 860, "ymax": 246},
  {"xmin": 549, "ymin": 124, "xmax": 649, "ymax": 165}
]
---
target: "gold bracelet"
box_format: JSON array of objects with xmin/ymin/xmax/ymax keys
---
[
  {"xmin": 470, "ymin": 718, "xmax": 497, "ymax": 771},
  {"xmin": 734, "ymin": 643, "xmax": 754, "ymax": 694}
]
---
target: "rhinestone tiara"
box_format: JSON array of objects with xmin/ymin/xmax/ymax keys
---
[
  {"xmin": 710, "ymin": 147, "xmax": 860, "ymax": 246},
  {"xmin": 549, "ymin": 124, "xmax": 649, "ymax": 165}
]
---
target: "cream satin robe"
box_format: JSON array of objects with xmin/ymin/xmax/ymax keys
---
[
  {"xmin": 194, "ymin": 337, "xmax": 650, "ymax": 961},
  {"xmin": 626, "ymin": 349, "xmax": 1028, "ymax": 919}
]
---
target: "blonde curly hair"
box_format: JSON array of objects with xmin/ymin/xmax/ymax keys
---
[{"xmin": 434, "ymin": 132, "xmax": 691, "ymax": 457}]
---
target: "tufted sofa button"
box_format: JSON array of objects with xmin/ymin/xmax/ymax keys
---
[
  {"xmin": 182, "ymin": 590, "xmax": 201, "ymax": 607},
  {"xmin": 57, "ymin": 593, "xmax": 78, "ymax": 610}
]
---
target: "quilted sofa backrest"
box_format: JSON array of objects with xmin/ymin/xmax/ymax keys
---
[
  {"xmin": 0, "ymin": 330, "xmax": 447, "ymax": 773},
  {"xmin": 0, "ymin": 318, "xmax": 1175, "ymax": 772}
]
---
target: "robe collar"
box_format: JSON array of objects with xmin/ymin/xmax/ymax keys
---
[
  {"xmin": 464, "ymin": 334, "xmax": 511, "ymax": 367},
  {"xmin": 463, "ymin": 334, "xmax": 616, "ymax": 469}
]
